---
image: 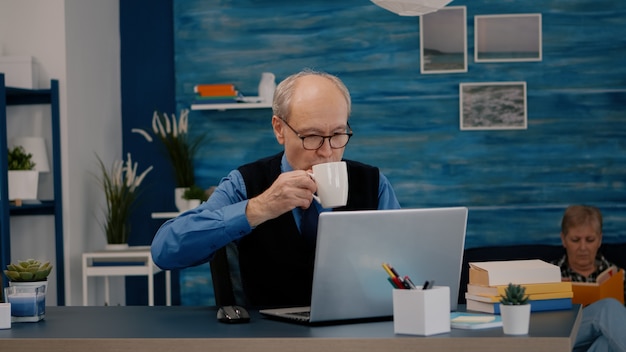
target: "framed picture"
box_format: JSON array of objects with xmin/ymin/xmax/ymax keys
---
[
  {"xmin": 459, "ymin": 82, "xmax": 527, "ymax": 130},
  {"xmin": 420, "ymin": 6, "xmax": 467, "ymax": 74},
  {"xmin": 474, "ymin": 14, "xmax": 542, "ymax": 62}
]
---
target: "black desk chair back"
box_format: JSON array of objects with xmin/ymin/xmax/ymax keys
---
[{"xmin": 210, "ymin": 243, "xmax": 248, "ymax": 307}]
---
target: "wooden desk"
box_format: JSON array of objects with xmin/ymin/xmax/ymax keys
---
[
  {"xmin": 82, "ymin": 246, "xmax": 171, "ymax": 306},
  {"xmin": 0, "ymin": 305, "xmax": 582, "ymax": 352}
]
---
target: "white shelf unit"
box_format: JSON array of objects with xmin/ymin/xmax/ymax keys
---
[{"xmin": 82, "ymin": 246, "xmax": 171, "ymax": 306}]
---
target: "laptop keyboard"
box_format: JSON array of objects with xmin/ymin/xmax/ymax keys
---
[
  {"xmin": 286, "ymin": 311, "xmax": 311, "ymax": 321},
  {"xmin": 290, "ymin": 311, "xmax": 310, "ymax": 317}
]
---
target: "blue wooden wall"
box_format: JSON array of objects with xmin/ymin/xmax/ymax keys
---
[
  {"xmin": 124, "ymin": 0, "xmax": 625, "ymax": 305},
  {"xmin": 173, "ymin": 0, "xmax": 626, "ymax": 248}
]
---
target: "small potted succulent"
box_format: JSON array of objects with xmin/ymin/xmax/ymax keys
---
[
  {"xmin": 499, "ymin": 283, "xmax": 531, "ymax": 335},
  {"xmin": 7, "ymin": 145, "xmax": 39, "ymax": 205},
  {"xmin": 3, "ymin": 259, "xmax": 52, "ymax": 322}
]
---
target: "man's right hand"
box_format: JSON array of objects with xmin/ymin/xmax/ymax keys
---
[{"xmin": 245, "ymin": 170, "xmax": 317, "ymax": 227}]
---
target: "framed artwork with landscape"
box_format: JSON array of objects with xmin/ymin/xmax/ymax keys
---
[
  {"xmin": 460, "ymin": 82, "xmax": 527, "ymax": 130},
  {"xmin": 420, "ymin": 6, "xmax": 467, "ymax": 74},
  {"xmin": 474, "ymin": 14, "xmax": 542, "ymax": 63}
]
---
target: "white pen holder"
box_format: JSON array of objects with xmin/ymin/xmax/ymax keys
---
[
  {"xmin": 392, "ymin": 286, "xmax": 450, "ymax": 336},
  {"xmin": 0, "ymin": 303, "xmax": 11, "ymax": 329}
]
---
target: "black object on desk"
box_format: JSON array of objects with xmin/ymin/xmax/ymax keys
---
[{"xmin": 217, "ymin": 305, "xmax": 250, "ymax": 324}]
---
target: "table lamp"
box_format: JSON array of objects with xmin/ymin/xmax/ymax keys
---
[{"xmin": 370, "ymin": 0, "xmax": 453, "ymax": 16}]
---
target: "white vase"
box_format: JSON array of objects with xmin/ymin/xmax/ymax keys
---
[
  {"xmin": 105, "ymin": 243, "xmax": 129, "ymax": 251},
  {"xmin": 258, "ymin": 72, "xmax": 276, "ymax": 103},
  {"xmin": 8, "ymin": 170, "xmax": 39, "ymax": 201},
  {"xmin": 187, "ymin": 199, "xmax": 201, "ymax": 209},
  {"xmin": 499, "ymin": 303, "xmax": 531, "ymax": 335},
  {"xmin": 175, "ymin": 187, "xmax": 189, "ymax": 212}
]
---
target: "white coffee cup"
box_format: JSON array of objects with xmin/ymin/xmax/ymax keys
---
[{"xmin": 309, "ymin": 161, "xmax": 348, "ymax": 208}]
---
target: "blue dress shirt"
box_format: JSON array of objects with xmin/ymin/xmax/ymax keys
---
[{"xmin": 151, "ymin": 154, "xmax": 400, "ymax": 270}]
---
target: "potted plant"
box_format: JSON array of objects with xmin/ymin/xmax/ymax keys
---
[
  {"xmin": 132, "ymin": 109, "xmax": 206, "ymax": 211},
  {"xmin": 96, "ymin": 153, "xmax": 153, "ymax": 249},
  {"xmin": 499, "ymin": 283, "xmax": 531, "ymax": 335},
  {"xmin": 7, "ymin": 145, "xmax": 38, "ymax": 205},
  {"xmin": 3, "ymin": 259, "xmax": 52, "ymax": 322},
  {"xmin": 181, "ymin": 184, "xmax": 209, "ymax": 210}
]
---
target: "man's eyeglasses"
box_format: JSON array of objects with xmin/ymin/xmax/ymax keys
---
[{"xmin": 279, "ymin": 117, "xmax": 353, "ymax": 150}]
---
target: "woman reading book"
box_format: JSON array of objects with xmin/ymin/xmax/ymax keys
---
[
  {"xmin": 553, "ymin": 204, "xmax": 625, "ymax": 303},
  {"xmin": 553, "ymin": 204, "xmax": 626, "ymax": 352}
]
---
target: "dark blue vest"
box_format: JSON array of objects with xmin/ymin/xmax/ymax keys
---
[{"xmin": 237, "ymin": 152, "xmax": 379, "ymax": 307}]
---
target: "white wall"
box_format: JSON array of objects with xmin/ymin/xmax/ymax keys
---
[{"xmin": 0, "ymin": 0, "xmax": 122, "ymax": 305}]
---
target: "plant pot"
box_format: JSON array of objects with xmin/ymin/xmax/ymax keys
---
[
  {"xmin": 175, "ymin": 187, "xmax": 189, "ymax": 212},
  {"xmin": 175, "ymin": 188, "xmax": 201, "ymax": 212},
  {"xmin": 8, "ymin": 170, "xmax": 39, "ymax": 201},
  {"xmin": 5, "ymin": 281, "xmax": 47, "ymax": 322},
  {"xmin": 105, "ymin": 243, "xmax": 129, "ymax": 251},
  {"xmin": 499, "ymin": 303, "xmax": 531, "ymax": 335}
]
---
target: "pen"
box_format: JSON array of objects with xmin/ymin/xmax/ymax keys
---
[
  {"xmin": 381, "ymin": 263, "xmax": 396, "ymax": 279},
  {"xmin": 422, "ymin": 280, "xmax": 430, "ymax": 290},
  {"xmin": 398, "ymin": 276, "xmax": 412, "ymax": 289},
  {"xmin": 387, "ymin": 277, "xmax": 399, "ymax": 288},
  {"xmin": 388, "ymin": 264, "xmax": 401, "ymax": 278},
  {"xmin": 404, "ymin": 276, "xmax": 417, "ymax": 289},
  {"xmin": 392, "ymin": 276, "xmax": 406, "ymax": 289},
  {"xmin": 427, "ymin": 280, "xmax": 435, "ymax": 289}
]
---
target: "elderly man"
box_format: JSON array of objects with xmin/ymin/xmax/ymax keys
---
[{"xmin": 151, "ymin": 70, "xmax": 400, "ymax": 307}]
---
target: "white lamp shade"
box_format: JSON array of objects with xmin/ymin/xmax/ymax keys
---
[
  {"xmin": 370, "ymin": 0, "xmax": 453, "ymax": 16},
  {"xmin": 9, "ymin": 137, "xmax": 50, "ymax": 173}
]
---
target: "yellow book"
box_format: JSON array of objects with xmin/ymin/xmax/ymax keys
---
[
  {"xmin": 465, "ymin": 290, "xmax": 573, "ymax": 303},
  {"xmin": 467, "ymin": 281, "xmax": 572, "ymax": 296},
  {"xmin": 571, "ymin": 266, "xmax": 625, "ymax": 306}
]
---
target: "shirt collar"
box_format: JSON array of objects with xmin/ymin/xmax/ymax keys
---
[{"xmin": 281, "ymin": 153, "xmax": 294, "ymax": 173}]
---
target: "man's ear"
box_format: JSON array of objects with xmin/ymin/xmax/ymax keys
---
[{"xmin": 272, "ymin": 115, "xmax": 285, "ymax": 145}]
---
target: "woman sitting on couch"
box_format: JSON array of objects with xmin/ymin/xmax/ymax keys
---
[{"xmin": 553, "ymin": 205, "xmax": 625, "ymax": 352}]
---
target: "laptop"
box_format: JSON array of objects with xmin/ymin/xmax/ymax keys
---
[{"xmin": 260, "ymin": 207, "xmax": 468, "ymax": 325}]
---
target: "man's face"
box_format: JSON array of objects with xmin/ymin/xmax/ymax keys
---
[
  {"xmin": 273, "ymin": 76, "xmax": 350, "ymax": 171},
  {"xmin": 561, "ymin": 224, "xmax": 602, "ymax": 272}
]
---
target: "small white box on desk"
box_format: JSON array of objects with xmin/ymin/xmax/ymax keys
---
[
  {"xmin": 0, "ymin": 56, "xmax": 39, "ymax": 89},
  {"xmin": 393, "ymin": 286, "xmax": 450, "ymax": 336},
  {"xmin": 0, "ymin": 303, "xmax": 11, "ymax": 329}
]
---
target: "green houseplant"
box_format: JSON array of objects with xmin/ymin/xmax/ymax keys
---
[
  {"xmin": 8, "ymin": 145, "xmax": 36, "ymax": 171},
  {"xmin": 183, "ymin": 185, "xmax": 209, "ymax": 202},
  {"xmin": 181, "ymin": 185, "xmax": 210, "ymax": 210},
  {"xmin": 499, "ymin": 283, "xmax": 529, "ymax": 306},
  {"xmin": 96, "ymin": 153, "xmax": 153, "ymax": 247},
  {"xmin": 499, "ymin": 283, "xmax": 531, "ymax": 335},
  {"xmin": 132, "ymin": 109, "xmax": 207, "ymax": 211},
  {"xmin": 7, "ymin": 145, "xmax": 38, "ymax": 204}
]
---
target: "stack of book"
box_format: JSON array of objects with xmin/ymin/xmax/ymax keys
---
[
  {"xmin": 465, "ymin": 259, "xmax": 573, "ymax": 314},
  {"xmin": 192, "ymin": 83, "xmax": 243, "ymax": 105}
]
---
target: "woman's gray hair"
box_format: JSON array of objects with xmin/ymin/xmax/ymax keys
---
[
  {"xmin": 272, "ymin": 69, "xmax": 351, "ymax": 121},
  {"xmin": 561, "ymin": 204, "xmax": 603, "ymax": 236}
]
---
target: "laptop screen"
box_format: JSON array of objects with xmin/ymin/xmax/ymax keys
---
[{"xmin": 308, "ymin": 207, "xmax": 468, "ymax": 323}]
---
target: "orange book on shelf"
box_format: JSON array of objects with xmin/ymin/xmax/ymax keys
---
[
  {"xmin": 193, "ymin": 84, "xmax": 237, "ymax": 97},
  {"xmin": 570, "ymin": 266, "xmax": 625, "ymax": 306}
]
